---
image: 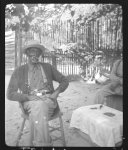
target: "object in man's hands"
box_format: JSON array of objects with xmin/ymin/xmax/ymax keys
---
[{"xmin": 103, "ymin": 112, "xmax": 115, "ymax": 117}]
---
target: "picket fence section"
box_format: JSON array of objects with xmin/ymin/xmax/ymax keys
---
[
  {"xmin": 5, "ymin": 31, "xmax": 15, "ymax": 71},
  {"xmin": 40, "ymin": 15, "xmax": 122, "ymax": 55},
  {"xmin": 21, "ymin": 50, "xmax": 112, "ymax": 76}
]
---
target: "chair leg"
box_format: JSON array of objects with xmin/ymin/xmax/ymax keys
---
[
  {"xmin": 16, "ymin": 118, "xmax": 26, "ymax": 146},
  {"xmin": 59, "ymin": 115, "xmax": 66, "ymax": 147},
  {"xmin": 29, "ymin": 119, "xmax": 35, "ymax": 146}
]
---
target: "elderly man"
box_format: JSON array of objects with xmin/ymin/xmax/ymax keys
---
[{"xmin": 7, "ymin": 40, "xmax": 69, "ymax": 146}]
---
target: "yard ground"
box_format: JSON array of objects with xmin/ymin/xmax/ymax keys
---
[{"xmin": 5, "ymin": 74, "xmax": 102, "ymax": 147}]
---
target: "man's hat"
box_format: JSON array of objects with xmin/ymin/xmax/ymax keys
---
[{"xmin": 23, "ymin": 40, "xmax": 47, "ymax": 56}]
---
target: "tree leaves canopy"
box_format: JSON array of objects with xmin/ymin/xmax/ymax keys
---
[{"xmin": 5, "ymin": 3, "xmax": 122, "ymax": 32}]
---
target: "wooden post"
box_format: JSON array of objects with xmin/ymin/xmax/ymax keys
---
[
  {"xmin": 72, "ymin": 53, "xmax": 74, "ymax": 75},
  {"xmin": 15, "ymin": 30, "xmax": 18, "ymax": 68},
  {"xmin": 67, "ymin": 20, "xmax": 68, "ymax": 43},
  {"xmin": 114, "ymin": 9, "xmax": 120, "ymax": 58},
  {"xmin": 20, "ymin": 28, "xmax": 22, "ymax": 66},
  {"xmin": 70, "ymin": 21, "xmax": 74, "ymax": 43},
  {"xmin": 17, "ymin": 24, "xmax": 22, "ymax": 67},
  {"xmin": 91, "ymin": 21, "xmax": 94, "ymax": 51},
  {"xmin": 51, "ymin": 52, "xmax": 57, "ymax": 69},
  {"xmin": 39, "ymin": 28, "xmax": 41, "ymax": 43},
  {"xmin": 17, "ymin": 30, "xmax": 20, "ymax": 67},
  {"xmin": 97, "ymin": 20, "xmax": 99, "ymax": 50}
]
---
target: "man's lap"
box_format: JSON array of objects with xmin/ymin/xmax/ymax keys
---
[
  {"xmin": 23, "ymin": 95, "xmax": 57, "ymax": 118},
  {"xmin": 97, "ymin": 83, "xmax": 116, "ymax": 96}
]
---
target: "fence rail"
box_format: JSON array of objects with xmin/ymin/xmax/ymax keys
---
[{"xmin": 20, "ymin": 50, "xmax": 112, "ymax": 76}]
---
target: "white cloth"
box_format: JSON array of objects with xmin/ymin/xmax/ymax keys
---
[
  {"xmin": 96, "ymin": 75, "xmax": 109, "ymax": 83},
  {"xmin": 70, "ymin": 104, "xmax": 123, "ymax": 147}
]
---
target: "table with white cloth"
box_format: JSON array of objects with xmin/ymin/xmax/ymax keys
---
[{"xmin": 70, "ymin": 104, "xmax": 123, "ymax": 147}]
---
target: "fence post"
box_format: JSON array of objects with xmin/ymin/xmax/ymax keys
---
[
  {"xmin": 15, "ymin": 30, "xmax": 18, "ymax": 68},
  {"xmin": 20, "ymin": 29, "xmax": 22, "ymax": 66},
  {"xmin": 17, "ymin": 27, "xmax": 22, "ymax": 67},
  {"xmin": 51, "ymin": 52, "xmax": 57, "ymax": 68},
  {"xmin": 72, "ymin": 53, "xmax": 74, "ymax": 75},
  {"xmin": 96, "ymin": 20, "xmax": 99, "ymax": 50},
  {"xmin": 70, "ymin": 21, "xmax": 74, "ymax": 42}
]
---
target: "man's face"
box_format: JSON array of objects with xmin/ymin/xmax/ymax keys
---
[{"xmin": 28, "ymin": 48, "xmax": 41, "ymax": 64}]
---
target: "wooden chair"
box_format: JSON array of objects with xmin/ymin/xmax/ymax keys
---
[
  {"xmin": 106, "ymin": 95, "xmax": 123, "ymax": 112},
  {"xmin": 16, "ymin": 102, "xmax": 66, "ymax": 147}
]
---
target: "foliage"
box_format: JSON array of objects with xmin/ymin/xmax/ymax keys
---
[
  {"xmin": 58, "ymin": 42, "xmax": 104, "ymax": 76},
  {"xmin": 5, "ymin": 4, "xmax": 122, "ymax": 79},
  {"xmin": 36, "ymin": 4, "xmax": 122, "ymax": 54},
  {"xmin": 5, "ymin": 4, "xmax": 122, "ymax": 35},
  {"xmin": 5, "ymin": 4, "xmax": 34, "ymax": 31}
]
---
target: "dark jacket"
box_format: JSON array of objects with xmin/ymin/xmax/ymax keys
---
[{"xmin": 7, "ymin": 62, "xmax": 69, "ymax": 102}]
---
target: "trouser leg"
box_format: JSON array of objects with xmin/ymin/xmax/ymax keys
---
[
  {"xmin": 23, "ymin": 98, "xmax": 57, "ymax": 146},
  {"xmin": 29, "ymin": 116, "xmax": 34, "ymax": 146}
]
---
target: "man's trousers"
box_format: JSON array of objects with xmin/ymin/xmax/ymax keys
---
[{"xmin": 23, "ymin": 94, "xmax": 57, "ymax": 146}]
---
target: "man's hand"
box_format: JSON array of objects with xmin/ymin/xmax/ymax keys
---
[
  {"xmin": 110, "ymin": 76, "xmax": 122, "ymax": 85},
  {"xmin": 49, "ymin": 90, "xmax": 60, "ymax": 101}
]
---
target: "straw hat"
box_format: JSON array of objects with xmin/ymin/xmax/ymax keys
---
[{"xmin": 23, "ymin": 40, "xmax": 47, "ymax": 56}]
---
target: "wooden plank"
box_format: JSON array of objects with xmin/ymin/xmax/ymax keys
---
[
  {"xmin": 5, "ymin": 48, "xmax": 15, "ymax": 51},
  {"xmin": 5, "ymin": 43, "xmax": 15, "ymax": 46},
  {"xmin": 5, "ymin": 41, "xmax": 15, "ymax": 45}
]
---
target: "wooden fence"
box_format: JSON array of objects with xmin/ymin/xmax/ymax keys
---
[
  {"xmin": 21, "ymin": 50, "xmax": 113, "ymax": 76},
  {"xmin": 5, "ymin": 11, "xmax": 122, "ymax": 76},
  {"xmin": 5, "ymin": 31, "xmax": 118, "ymax": 76},
  {"xmin": 39, "ymin": 14, "xmax": 122, "ymax": 55},
  {"xmin": 5, "ymin": 31, "xmax": 15, "ymax": 71}
]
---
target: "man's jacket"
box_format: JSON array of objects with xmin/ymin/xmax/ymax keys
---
[{"xmin": 7, "ymin": 62, "xmax": 69, "ymax": 102}]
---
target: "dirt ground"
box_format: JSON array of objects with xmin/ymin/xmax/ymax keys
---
[{"xmin": 5, "ymin": 74, "xmax": 102, "ymax": 147}]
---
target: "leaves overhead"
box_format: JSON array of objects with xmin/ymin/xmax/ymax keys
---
[
  {"xmin": 5, "ymin": 4, "xmax": 35, "ymax": 31},
  {"xmin": 5, "ymin": 3, "xmax": 122, "ymax": 32},
  {"xmin": 5, "ymin": 3, "xmax": 122, "ymax": 59},
  {"xmin": 5, "ymin": 4, "xmax": 122, "ymax": 78}
]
